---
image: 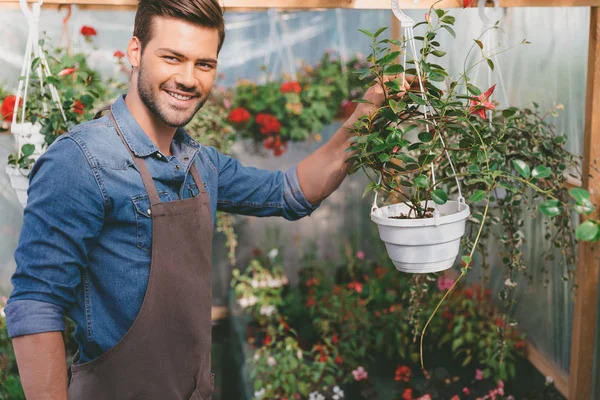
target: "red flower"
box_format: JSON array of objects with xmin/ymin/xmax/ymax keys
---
[
  {"xmin": 280, "ymin": 81, "xmax": 302, "ymax": 94},
  {"xmin": 263, "ymin": 136, "xmax": 276, "ymax": 150},
  {"xmin": 306, "ymin": 297, "xmax": 316, "ymax": 307},
  {"xmin": 332, "ymin": 334, "xmax": 338, "ymax": 345},
  {"xmin": 496, "ymin": 317, "xmax": 505, "ymax": 328},
  {"xmin": 465, "ymin": 288, "xmax": 474, "ymax": 298},
  {"xmin": 263, "ymin": 334, "xmax": 272, "ymax": 346},
  {"xmin": 395, "ymin": 365, "xmax": 412, "ymax": 382},
  {"xmin": 1, "ymin": 95, "xmax": 21, "ymax": 122},
  {"xmin": 375, "ymin": 266, "xmax": 386, "ymax": 278},
  {"xmin": 516, "ymin": 340, "xmax": 526, "ymax": 350},
  {"xmin": 305, "ymin": 277, "xmax": 319, "ymax": 287},
  {"xmin": 256, "ymin": 113, "xmax": 281, "ymax": 135},
  {"xmin": 272, "ymin": 137, "xmax": 287, "ymax": 156},
  {"xmin": 469, "ymin": 84, "xmax": 496, "ymax": 119},
  {"xmin": 335, "ymin": 355, "xmax": 343, "ymax": 364},
  {"xmin": 72, "ymin": 100, "xmax": 85, "ymax": 115},
  {"xmin": 113, "ymin": 50, "xmax": 126, "ymax": 59},
  {"xmin": 347, "ymin": 281, "xmax": 363, "ymax": 293},
  {"xmin": 58, "ymin": 67, "xmax": 77, "ymax": 77},
  {"xmin": 80, "ymin": 25, "xmax": 97, "ymax": 37},
  {"xmin": 319, "ymin": 355, "xmax": 328, "ymax": 363},
  {"xmin": 227, "ymin": 107, "xmax": 251, "ymax": 124},
  {"xmin": 402, "ymin": 388, "xmax": 414, "ymax": 400}
]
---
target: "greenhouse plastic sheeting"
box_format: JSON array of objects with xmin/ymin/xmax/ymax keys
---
[{"xmin": 0, "ymin": 5, "xmax": 591, "ymax": 383}]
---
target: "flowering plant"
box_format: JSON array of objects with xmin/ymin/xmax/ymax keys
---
[
  {"xmin": 226, "ymin": 51, "xmax": 370, "ymax": 156},
  {"xmin": 5, "ymin": 29, "xmax": 115, "ymax": 170}
]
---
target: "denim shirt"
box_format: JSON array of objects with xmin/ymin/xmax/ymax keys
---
[{"xmin": 5, "ymin": 95, "xmax": 318, "ymax": 363}]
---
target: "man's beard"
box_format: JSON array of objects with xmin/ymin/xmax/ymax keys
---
[{"xmin": 137, "ymin": 61, "xmax": 208, "ymax": 128}]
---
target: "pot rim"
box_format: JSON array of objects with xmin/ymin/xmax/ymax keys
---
[{"xmin": 371, "ymin": 200, "xmax": 470, "ymax": 228}]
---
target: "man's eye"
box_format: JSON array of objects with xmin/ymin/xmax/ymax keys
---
[{"xmin": 164, "ymin": 56, "xmax": 179, "ymax": 62}]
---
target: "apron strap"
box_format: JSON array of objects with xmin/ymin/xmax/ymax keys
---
[
  {"xmin": 107, "ymin": 112, "xmax": 162, "ymax": 205},
  {"xmin": 189, "ymin": 164, "xmax": 207, "ymax": 194}
]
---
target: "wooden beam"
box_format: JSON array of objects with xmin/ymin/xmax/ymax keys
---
[
  {"xmin": 526, "ymin": 343, "xmax": 569, "ymax": 398},
  {"xmin": 569, "ymin": 7, "xmax": 600, "ymax": 400},
  {"xmin": 0, "ymin": 0, "xmax": 599, "ymax": 10}
]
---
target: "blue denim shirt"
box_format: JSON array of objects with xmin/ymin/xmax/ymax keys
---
[{"xmin": 5, "ymin": 95, "xmax": 318, "ymax": 363}]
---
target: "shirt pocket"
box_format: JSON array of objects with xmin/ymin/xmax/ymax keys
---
[{"xmin": 132, "ymin": 191, "xmax": 171, "ymax": 252}]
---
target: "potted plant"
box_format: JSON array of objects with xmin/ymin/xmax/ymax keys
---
[
  {"xmin": 5, "ymin": 29, "xmax": 110, "ymax": 207},
  {"xmin": 348, "ymin": 8, "xmax": 599, "ymax": 277}
]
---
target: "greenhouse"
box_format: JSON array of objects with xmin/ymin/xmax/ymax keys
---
[{"xmin": 0, "ymin": 0, "xmax": 598, "ymax": 399}]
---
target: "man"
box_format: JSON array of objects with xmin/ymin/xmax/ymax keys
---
[{"xmin": 5, "ymin": 0, "xmax": 409, "ymax": 399}]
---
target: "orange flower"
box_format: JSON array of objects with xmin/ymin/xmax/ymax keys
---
[
  {"xmin": 1, "ymin": 95, "xmax": 21, "ymax": 122},
  {"xmin": 58, "ymin": 67, "xmax": 77, "ymax": 77},
  {"xmin": 469, "ymin": 84, "xmax": 496, "ymax": 119},
  {"xmin": 72, "ymin": 100, "xmax": 85, "ymax": 115},
  {"xmin": 402, "ymin": 388, "xmax": 413, "ymax": 400},
  {"xmin": 113, "ymin": 50, "xmax": 126, "ymax": 59}
]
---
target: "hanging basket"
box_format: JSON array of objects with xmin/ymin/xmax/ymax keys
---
[
  {"xmin": 5, "ymin": 165, "xmax": 30, "ymax": 208},
  {"xmin": 11, "ymin": 122, "xmax": 46, "ymax": 160},
  {"xmin": 371, "ymin": 200, "xmax": 470, "ymax": 273}
]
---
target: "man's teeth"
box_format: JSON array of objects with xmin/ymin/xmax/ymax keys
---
[{"xmin": 167, "ymin": 91, "xmax": 193, "ymax": 101}]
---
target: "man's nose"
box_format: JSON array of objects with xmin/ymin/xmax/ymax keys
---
[{"xmin": 174, "ymin": 64, "xmax": 197, "ymax": 91}]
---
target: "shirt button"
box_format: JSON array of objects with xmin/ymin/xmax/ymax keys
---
[
  {"xmin": 175, "ymin": 165, "xmax": 181, "ymax": 170},
  {"xmin": 156, "ymin": 153, "xmax": 162, "ymax": 159},
  {"xmin": 147, "ymin": 209, "xmax": 152, "ymax": 215}
]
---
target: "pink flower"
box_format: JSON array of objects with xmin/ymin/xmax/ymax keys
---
[
  {"xmin": 463, "ymin": 387, "xmax": 471, "ymax": 396},
  {"xmin": 437, "ymin": 275, "xmax": 454, "ymax": 291},
  {"xmin": 417, "ymin": 395, "xmax": 432, "ymax": 400},
  {"xmin": 223, "ymin": 98, "xmax": 231, "ymax": 109},
  {"xmin": 356, "ymin": 250, "xmax": 365, "ymax": 260},
  {"xmin": 469, "ymin": 84, "xmax": 496, "ymax": 119},
  {"xmin": 1, "ymin": 296, "xmax": 7, "ymax": 306},
  {"xmin": 475, "ymin": 369, "xmax": 484, "ymax": 380},
  {"xmin": 451, "ymin": 396, "xmax": 460, "ymax": 400},
  {"xmin": 497, "ymin": 380, "xmax": 504, "ymax": 388},
  {"xmin": 425, "ymin": 13, "xmax": 431, "ymax": 23},
  {"xmin": 58, "ymin": 67, "xmax": 76, "ymax": 77},
  {"xmin": 352, "ymin": 366, "xmax": 368, "ymax": 381}
]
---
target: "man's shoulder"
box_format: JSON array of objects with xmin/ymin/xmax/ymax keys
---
[{"xmin": 55, "ymin": 115, "xmax": 129, "ymax": 169}]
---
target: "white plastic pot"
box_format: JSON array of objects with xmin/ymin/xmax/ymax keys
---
[
  {"xmin": 11, "ymin": 122, "xmax": 45, "ymax": 161},
  {"xmin": 371, "ymin": 200, "xmax": 471, "ymax": 274},
  {"xmin": 5, "ymin": 165, "xmax": 30, "ymax": 208}
]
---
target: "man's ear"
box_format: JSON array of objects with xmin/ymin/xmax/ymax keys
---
[{"xmin": 127, "ymin": 37, "xmax": 142, "ymax": 70}]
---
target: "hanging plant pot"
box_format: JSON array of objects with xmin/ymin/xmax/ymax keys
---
[
  {"xmin": 5, "ymin": 164, "xmax": 30, "ymax": 208},
  {"xmin": 371, "ymin": 200, "xmax": 470, "ymax": 273},
  {"xmin": 11, "ymin": 122, "xmax": 46, "ymax": 160}
]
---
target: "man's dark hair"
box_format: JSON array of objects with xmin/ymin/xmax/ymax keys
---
[{"xmin": 133, "ymin": 0, "xmax": 225, "ymax": 53}]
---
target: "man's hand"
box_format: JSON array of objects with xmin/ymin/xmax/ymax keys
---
[{"xmin": 352, "ymin": 75, "xmax": 412, "ymax": 119}]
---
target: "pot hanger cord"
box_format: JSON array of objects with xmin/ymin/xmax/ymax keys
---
[{"xmin": 372, "ymin": 0, "xmax": 465, "ymax": 221}]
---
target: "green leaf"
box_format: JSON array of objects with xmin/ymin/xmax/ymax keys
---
[
  {"xmin": 467, "ymin": 84, "xmax": 481, "ymax": 96},
  {"xmin": 487, "ymin": 58, "xmax": 495, "ymax": 71},
  {"xmin": 377, "ymin": 51, "xmax": 402, "ymax": 66},
  {"xmin": 442, "ymin": 25, "xmax": 456, "ymax": 38},
  {"xmin": 539, "ymin": 199, "xmax": 563, "ymax": 217},
  {"xmin": 576, "ymin": 221, "xmax": 599, "ymax": 241},
  {"xmin": 502, "ymin": 108, "xmax": 518, "ymax": 118},
  {"xmin": 512, "ymin": 159, "xmax": 531, "ymax": 179},
  {"xmin": 467, "ymin": 165, "xmax": 480, "ymax": 174},
  {"xmin": 431, "ymin": 50, "xmax": 446, "ymax": 57},
  {"xmin": 532, "ymin": 166, "xmax": 552, "ymax": 179},
  {"xmin": 358, "ymin": 29, "xmax": 374, "ymax": 37},
  {"xmin": 418, "ymin": 132, "xmax": 433, "ymax": 142},
  {"xmin": 414, "ymin": 174, "xmax": 430, "ymax": 188},
  {"xmin": 469, "ymin": 189, "xmax": 486, "ymax": 203},
  {"xmin": 441, "ymin": 15, "xmax": 456, "ymax": 25},
  {"xmin": 432, "ymin": 189, "xmax": 448, "ymax": 205},
  {"xmin": 569, "ymin": 188, "xmax": 591, "ymax": 205},
  {"xmin": 461, "ymin": 255, "xmax": 472, "ymax": 267},
  {"xmin": 379, "ymin": 153, "xmax": 391, "ymax": 162},
  {"xmin": 452, "ymin": 337, "xmax": 464, "ymax": 351},
  {"xmin": 435, "ymin": 9, "xmax": 446, "ymax": 18},
  {"xmin": 428, "ymin": 72, "xmax": 446, "ymax": 82},
  {"xmin": 21, "ymin": 144, "xmax": 35, "ymax": 157},
  {"xmin": 389, "ymin": 99, "xmax": 407, "ymax": 114},
  {"xmin": 374, "ymin": 27, "xmax": 388, "ymax": 38},
  {"xmin": 384, "ymin": 64, "xmax": 405, "ymax": 75},
  {"xmin": 474, "ymin": 39, "xmax": 484, "ymax": 50},
  {"xmin": 408, "ymin": 92, "xmax": 427, "ymax": 105}
]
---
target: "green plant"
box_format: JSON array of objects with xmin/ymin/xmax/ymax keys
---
[{"xmin": 347, "ymin": 7, "xmax": 598, "ymax": 367}]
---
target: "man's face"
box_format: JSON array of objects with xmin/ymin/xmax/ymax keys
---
[{"xmin": 134, "ymin": 16, "xmax": 219, "ymax": 127}]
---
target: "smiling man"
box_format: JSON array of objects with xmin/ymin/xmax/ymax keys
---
[{"xmin": 5, "ymin": 0, "xmax": 408, "ymax": 399}]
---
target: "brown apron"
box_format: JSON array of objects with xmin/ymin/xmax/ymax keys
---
[{"xmin": 68, "ymin": 111, "xmax": 214, "ymax": 400}]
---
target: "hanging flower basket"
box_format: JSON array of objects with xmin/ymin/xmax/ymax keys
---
[{"xmin": 371, "ymin": 200, "xmax": 470, "ymax": 273}]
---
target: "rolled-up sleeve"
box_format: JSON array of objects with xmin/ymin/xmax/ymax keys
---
[
  {"xmin": 205, "ymin": 146, "xmax": 319, "ymax": 221},
  {"xmin": 5, "ymin": 136, "xmax": 105, "ymax": 339}
]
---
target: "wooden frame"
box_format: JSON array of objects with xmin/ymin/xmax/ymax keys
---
[{"xmin": 0, "ymin": 0, "xmax": 598, "ymax": 398}]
